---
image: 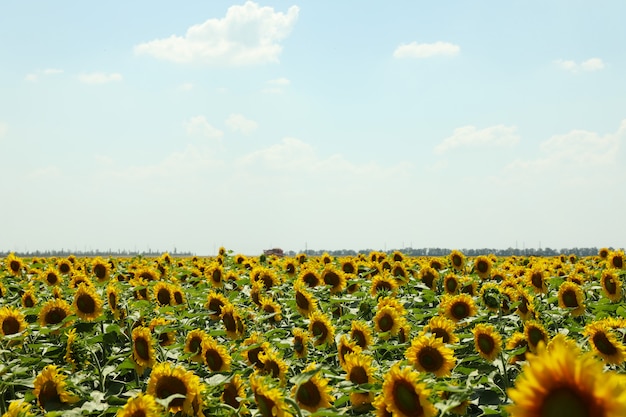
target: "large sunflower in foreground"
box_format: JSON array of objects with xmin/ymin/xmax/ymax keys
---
[
  {"xmin": 507, "ymin": 334, "xmax": 626, "ymax": 417},
  {"xmin": 33, "ymin": 365, "xmax": 79, "ymax": 411},
  {"xmin": 147, "ymin": 362, "xmax": 203, "ymax": 416},
  {"xmin": 0, "ymin": 306, "xmax": 27, "ymax": 336},
  {"xmin": 472, "ymin": 323, "xmax": 503, "ymax": 362},
  {"xmin": 405, "ymin": 333, "xmax": 456, "ymax": 377},
  {"xmin": 250, "ymin": 374, "xmax": 292, "ymax": 417},
  {"xmin": 381, "ymin": 363, "xmax": 437, "ymax": 417},
  {"xmin": 116, "ymin": 393, "xmax": 162, "ymax": 417},
  {"xmin": 292, "ymin": 362, "xmax": 335, "ymax": 413},
  {"xmin": 584, "ymin": 319, "xmax": 626, "ymax": 365}
]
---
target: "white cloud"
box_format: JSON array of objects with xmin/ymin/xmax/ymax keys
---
[
  {"xmin": 184, "ymin": 116, "xmax": 224, "ymax": 139},
  {"xmin": 43, "ymin": 68, "xmax": 63, "ymax": 75},
  {"xmin": 225, "ymin": 114, "xmax": 258, "ymax": 134},
  {"xmin": 178, "ymin": 82, "xmax": 194, "ymax": 91},
  {"xmin": 262, "ymin": 77, "xmax": 291, "ymax": 94},
  {"xmin": 393, "ymin": 41, "xmax": 460, "ymax": 59},
  {"xmin": 25, "ymin": 68, "xmax": 64, "ymax": 82},
  {"xmin": 554, "ymin": 57, "xmax": 605, "ymax": 73},
  {"xmin": 434, "ymin": 125, "xmax": 520, "ymax": 154},
  {"xmin": 267, "ymin": 77, "xmax": 290, "ymax": 86},
  {"xmin": 134, "ymin": 1, "xmax": 299, "ymax": 66},
  {"xmin": 78, "ymin": 72, "xmax": 123, "ymax": 84}
]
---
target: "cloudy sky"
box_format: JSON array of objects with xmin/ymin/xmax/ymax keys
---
[{"xmin": 1, "ymin": 1, "xmax": 625, "ymax": 255}]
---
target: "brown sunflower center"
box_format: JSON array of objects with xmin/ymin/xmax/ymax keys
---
[
  {"xmin": 539, "ymin": 387, "xmax": 591, "ymax": 417},
  {"xmin": 223, "ymin": 381, "xmax": 240, "ymax": 409},
  {"xmin": 256, "ymin": 393, "xmax": 276, "ymax": 417},
  {"xmin": 378, "ymin": 313, "xmax": 394, "ymax": 332},
  {"xmin": 349, "ymin": 366, "xmax": 369, "ymax": 384},
  {"xmin": 296, "ymin": 380, "xmax": 322, "ymax": 408},
  {"xmin": 108, "ymin": 293, "xmax": 118, "ymax": 309},
  {"xmin": 418, "ymin": 346, "xmax": 444, "ymax": 372},
  {"xmin": 392, "ymin": 379, "xmax": 424, "ymax": 416},
  {"xmin": 592, "ymin": 331, "xmax": 618, "ymax": 356},
  {"xmin": 476, "ymin": 260, "xmax": 489, "ymax": 274},
  {"xmin": 248, "ymin": 347, "xmax": 264, "ymax": 368},
  {"xmin": 445, "ymin": 278, "xmax": 458, "ymax": 293},
  {"xmin": 155, "ymin": 375, "xmax": 188, "ymax": 408},
  {"xmin": 93, "ymin": 264, "xmax": 107, "ymax": 280},
  {"xmin": 157, "ymin": 288, "xmax": 171, "ymax": 306},
  {"xmin": 188, "ymin": 336, "xmax": 202, "ymax": 353},
  {"xmin": 77, "ymin": 293, "xmax": 96, "ymax": 314},
  {"xmin": 302, "ymin": 273, "xmax": 319, "ymax": 287},
  {"xmin": 352, "ymin": 330, "xmax": 367, "ymax": 349},
  {"xmin": 59, "ymin": 263, "xmax": 71, "ymax": 274},
  {"xmin": 222, "ymin": 312, "xmax": 236, "ymax": 331},
  {"xmin": 45, "ymin": 307, "xmax": 67, "ymax": 325},
  {"xmin": 527, "ymin": 327, "xmax": 546, "ymax": 347},
  {"xmin": 432, "ymin": 328, "xmax": 450, "ymax": 343},
  {"xmin": 562, "ymin": 289, "xmax": 579, "ymax": 308},
  {"xmin": 134, "ymin": 337, "xmax": 151, "ymax": 361},
  {"xmin": 294, "ymin": 336, "xmax": 305, "ymax": 354},
  {"xmin": 296, "ymin": 291, "xmax": 311, "ymax": 311},
  {"xmin": 531, "ymin": 273, "xmax": 544, "ymax": 289},
  {"xmin": 2, "ymin": 316, "xmax": 20, "ymax": 335},
  {"xmin": 39, "ymin": 380, "xmax": 62, "ymax": 410},
  {"xmin": 451, "ymin": 302, "xmax": 470, "ymax": 320},
  {"xmin": 477, "ymin": 334, "xmax": 495, "ymax": 355},
  {"xmin": 612, "ymin": 256, "xmax": 624, "ymax": 269},
  {"xmin": 324, "ymin": 271, "xmax": 340, "ymax": 288},
  {"xmin": 9, "ymin": 260, "xmax": 21, "ymax": 273},
  {"xmin": 208, "ymin": 299, "xmax": 224, "ymax": 315},
  {"xmin": 264, "ymin": 360, "xmax": 280, "ymax": 379},
  {"xmin": 452, "ymin": 255, "xmax": 463, "ymax": 268},
  {"xmin": 47, "ymin": 272, "xmax": 59, "ymax": 285},
  {"xmin": 173, "ymin": 291, "xmax": 183, "ymax": 305},
  {"xmin": 23, "ymin": 295, "xmax": 35, "ymax": 308},
  {"xmin": 212, "ymin": 269, "xmax": 222, "ymax": 284},
  {"xmin": 421, "ymin": 272, "xmax": 435, "ymax": 289},
  {"xmin": 375, "ymin": 281, "xmax": 393, "ymax": 293},
  {"xmin": 603, "ymin": 276, "xmax": 617, "ymax": 294},
  {"xmin": 343, "ymin": 263, "xmax": 355, "ymax": 274},
  {"xmin": 205, "ymin": 349, "xmax": 224, "ymax": 371}
]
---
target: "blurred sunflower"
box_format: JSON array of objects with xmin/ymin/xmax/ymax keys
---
[
  {"xmin": 69, "ymin": 272, "xmax": 93, "ymax": 290},
  {"xmin": 205, "ymin": 291, "xmax": 229, "ymax": 320},
  {"xmin": 322, "ymin": 266, "xmax": 346, "ymax": 293},
  {"xmin": 584, "ymin": 319, "xmax": 626, "ymax": 365},
  {"xmin": 147, "ymin": 362, "xmax": 203, "ymax": 416},
  {"xmin": 506, "ymin": 332, "xmax": 528, "ymax": 364},
  {"xmin": 525, "ymin": 266, "xmax": 548, "ymax": 294},
  {"xmin": 2, "ymin": 399, "xmax": 34, "ymax": 417},
  {"xmin": 130, "ymin": 277, "xmax": 149, "ymax": 301},
  {"xmin": 480, "ymin": 282, "xmax": 502, "ymax": 312},
  {"xmin": 601, "ymin": 269, "xmax": 622, "ymax": 302},
  {"xmin": 222, "ymin": 374, "xmax": 247, "ymax": 412},
  {"xmin": 5, "ymin": 253, "xmax": 24, "ymax": 276},
  {"xmin": 116, "ymin": 393, "xmax": 161, "ymax": 417},
  {"xmin": 422, "ymin": 315, "xmax": 458, "ymax": 344},
  {"xmin": 374, "ymin": 305, "xmax": 403, "ymax": 338},
  {"xmin": 205, "ymin": 263, "xmax": 224, "ymax": 288},
  {"xmin": 440, "ymin": 294, "xmax": 477, "ymax": 323},
  {"xmin": 372, "ymin": 393, "xmax": 393, "ymax": 417},
  {"xmin": 135, "ymin": 266, "xmax": 159, "ymax": 282},
  {"xmin": 73, "ymin": 283, "xmax": 103, "ymax": 321},
  {"xmin": 201, "ymin": 336, "xmax": 231, "ymax": 372},
  {"xmin": 472, "ymin": 323, "xmax": 503, "ymax": 362},
  {"xmin": 405, "ymin": 334, "xmax": 456, "ymax": 377},
  {"xmin": 259, "ymin": 295, "xmax": 282, "ymax": 322},
  {"xmin": 524, "ymin": 320, "xmax": 549, "ymax": 353},
  {"xmin": 598, "ymin": 247, "xmax": 610, "ymax": 259},
  {"xmin": 283, "ymin": 258, "xmax": 298, "ymax": 277},
  {"xmin": 106, "ymin": 283, "xmax": 124, "ymax": 320},
  {"xmin": 391, "ymin": 261, "xmax": 409, "ymax": 284},
  {"xmin": 40, "ymin": 268, "xmax": 62, "ymax": 287},
  {"xmin": 0, "ymin": 306, "xmax": 27, "ymax": 336},
  {"xmin": 293, "ymin": 327, "xmax": 311, "ymax": 359},
  {"xmin": 244, "ymin": 332, "xmax": 271, "ymax": 369},
  {"xmin": 250, "ymin": 374, "xmax": 292, "ymax": 417},
  {"xmin": 33, "ymin": 365, "xmax": 79, "ymax": 411},
  {"xmin": 56, "ymin": 258, "xmax": 73, "ymax": 275},
  {"xmin": 294, "ymin": 282, "xmax": 318, "ymax": 317},
  {"xmin": 185, "ymin": 329, "xmax": 208, "ymax": 363},
  {"xmin": 309, "ymin": 310, "xmax": 335, "ymax": 346},
  {"xmin": 292, "ymin": 363, "xmax": 335, "ymax": 413},
  {"xmin": 507, "ymin": 334, "xmax": 626, "ymax": 417},
  {"xmin": 21, "ymin": 288, "xmax": 37, "ymax": 308},
  {"xmin": 149, "ymin": 317, "xmax": 176, "ymax": 347},
  {"xmin": 39, "ymin": 298, "xmax": 72, "ymax": 329},
  {"xmin": 557, "ymin": 281, "xmax": 585, "ymax": 316},
  {"xmin": 341, "ymin": 257, "xmax": 357, "ymax": 275},
  {"xmin": 131, "ymin": 326, "xmax": 156, "ymax": 374},
  {"xmin": 459, "ymin": 278, "xmax": 478, "ymax": 296},
  {"xmin": 515, "ymin": 287, "xmax": 535, "ymax": 321},
  {"xmin": 382, "ymin": 363, "xmax": 436, "ymax": 417},
  {"xmin": 171, "ymin": 284, "xmax": 186, "ymax": 305},
  {"xmin": 350, "ymin": 320, "xmax": 373, "ymax": 350}
]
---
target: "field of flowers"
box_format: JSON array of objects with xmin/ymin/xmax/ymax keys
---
[{"xmin": 1, "ymin": 248, "xmax": 626, "ymax": 416}]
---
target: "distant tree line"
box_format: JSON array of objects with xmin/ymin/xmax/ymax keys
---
[{"xmin": 0, "ymin": 248, "xmax": 194, "ymax": 258}]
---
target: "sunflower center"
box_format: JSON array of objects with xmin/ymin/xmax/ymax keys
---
[
  {"xmin": 540, "ymin": 387, "xmax": 590, "ymax": 417},
  {"xmin": 256, "ymin": 394, "xmax": 276, "ymax": 417},
  {"xmin": 528, "ymin": 327, "xmax": 546, "ymax": 347},
  {"xmin": 350, "ymin": 366, "xmax": 369, "ymax": 384},
  {"xmin": 208, "ymin": 299, "xmax": 224, "ymax": 315},
  {"xmin": 376, "ymin": 281, "xmax": 393, "ymax": 293},
  {"xmin": 452, "ymin": 255, "xmax": 463, "ymax": 268},
  {"xmin": 352, "ymin": 330, "xmax": 367, "ymax": 348},
  {"xmin": 295, "ymin": 292, "xmax": 310, "ymax": 311},
  {"xmin": 188, "ymin": 337, "xmax": 202, "ymax": 354},
  {"xmin": 2, "ymin": 316, "xmax": 20, "ymax": 335},
  {"xmin": 24, "ymin": 295, "xmax": 35, "ymax": 308},
  {"xmin": 223, "ymin": 312, "xmax": 236, "ymax": 331},
  {"xmin": 212, "ymin": 269, "xmax": 222, "ymax": 284},
  {"xmin": 378, "ymin": 313, "xmax": 394, "ymax": 332},
  {"xmin": 265, "ymin": 360, "xmax": 280, "ymax": 379},
  {"xmin": 312, "ymin": 321, "xmax": 329, "ymax": 341},
  {"xmin": 135, "ymin": 337, "xmax": 151, "ymax": 361},
  {"xmin": 421, "ymin": 272, "xmax": 435, "ymax": 289},
  {"xmin": 562, "ymin": 289, "xmax": 579, "ymax": 308},
  {"xmin": 39, "ymin": 380, "xmax": 62, "ymax": 410},
  {"xmin": 157, "ymin": 289, "xmax": 171, "ymax": 306},
  {"xmin": 296, "ymin": 380, "xmax": 322, "ymax": 408},
  {"xmin": 108, "ymin": 293, "xmax": 118, "ymax": 309},
  {"xmin": 612, "ymin": 256, "xmax": 624, "ymax": 269},
  {"xmin": 603, "ymin": 276, "xmax": 617, "ymax": 294},
  {"xmin": 9, "ymin": 260, "xmax": 21, "ymax": 273},
  {"xmin": 303, "ymin": 273, "xmax": 319, "ymax": 287},
  {"xmin": 45, "ymin": 307, "xmax": 67, "ymax": 325},
  {"xmin": 77, "ymin": 293, "xmax": 96, "ymax": 314},
  {"xmin": 592, "ymin": 332, "xmax": 618, "ymax": 356},
  {"xmin": 477, "ymin": 261, "xmax": 489, "ymax": 274},
  {"xmin": 223, "ymin": 382, "xmax": 240, "ymax": 409},
  {"xmin": 59, "ymin": 263, "xmax": 71, "ymax": 274},
  {"xmin": 451, "ymin": 302, "xmax": 469, "ymax": 320},
  {"xmin": 47, "ymin": 273, "xmax": 59, "ymax": 285},
  {"xmin": 477, "ymin": 334, "xmax": 495, "ymax": 355},
  {"xmin": 531, "ymin": 273, "xmax": 543, "ymax": 289},
  {"xmin": 324, "ymin": 271, "xmax": 340, "ymax": 287},
  {"xmin": 432, "ymin": 328, "xmax": 450, "ymax": 343},
  {"xmin": 93, "ymin": 264, "xmax": 107, "ymax": 280},
  {"xmin": 392, "ymin": 379, "xmax": 424, "ymax": 416},
  {"xmin": 445, "ymin": 278, "xmax": 458, "ymax": 293},
  {"xmin": 205, "ymin": 349, "xmax": 224, "ymax": 371},
  {"xmin": 294, "ymin": 337, "xmax": 305, "ymax": 354},
  {"xmin": 155, "ymin": 375, "xmax": 188, "ymax": 408},
  {"xmin": 248, "ymin": 347, "xmax": 264, "ymax": 368},
  {"xmin": 418, "ymin": 346, "xmax": 444, "ymax": 372}
]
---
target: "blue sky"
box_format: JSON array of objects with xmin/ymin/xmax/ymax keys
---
[{"xmin": 1, "ymin": 1, "xmax": 625, "ymax": 255}]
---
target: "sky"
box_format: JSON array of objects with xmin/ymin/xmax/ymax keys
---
[{"xmin": 1, "ymin": 1, "xmax": 625, "ymax": 256}]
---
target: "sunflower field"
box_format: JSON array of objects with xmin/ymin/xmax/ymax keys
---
[{"xmin": 1, "ymin": 248, "xmax": 626, "ymax": 416}]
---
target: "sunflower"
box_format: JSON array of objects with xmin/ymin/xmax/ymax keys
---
[
  {"xmin": 2, "ymin": 399, "xmax": 34, "ymax": 417},
  {"xmin": 40, "ymin": 267, "xmax": 62, "ymax": 287},
  {"xmin": 205, "ymin": 291, "xmax": 229, "ymax": 320},
  {"xmin": 524, "ymin": 320, "xmax": 549, "ymax": 353},
  {"xmin": 440, "ymin": 294, "xmax": 477, "ymax": 323},
  {"xmin": 21, "ymin": 288, "xmax": 37, "ymax": 308},
  {"xmin": 222, "ymin": 374, "xmax": 247, "ymax": 412},
  {"xmin": 344, "ymin": 351, "xmax": 376, "ymax": 410},
  {"xmin": 250, "ymin": 374, "xmax": 292, "ymax": 417},
  {"xmin": 33, "ymin": 365, "xmax": 79, "ymax": 411},
  {"xmin": 341, "ymin": 257, "xmax": 357, "ymax": 274},
  {"xmin": 69, "ymin": 272, "xmax": 94, "ymax": 290},
  {"xmin": 608, "ymin": 250, "xmax": 625, "ymax": 270},
  {"xmin": 116, "ymin": 393, "xmax": 162, "ymax": 417},
  {"xmin": 422, "ymin": 315, "xmax": 458, "ymax": 344},
  {"xmin": 135, "ymin": 266, "xmax": 159, "ymax": 282},
  {"xmin": 171, "ymin": 284, "xmax": 186, "ymax": 306},
  {"xmin": 374, "ymin": 305, "xmax": 403, "ymax": 338},
  {"xmin": 293, "ymin": 327, "xmax": 311, "ymax": 359},
  {"xmin": 131, "ymin": 326, "xmax": 156, "ymax": 374},
  {"xmin": 321, "ymin": 266, "xmax": 346, "ymax": 293},
  {"xmin": 259, "ymin": 348, "xmax": 289, "ymax": 384},
  {"xmin": 506, "ymin": 332, "xmax": 528, "ymax": 364},
  {"xmin": 244, "ymin": 333, "xmax": 271, "ymax": 369},
  {"xmin": 584, "ymin": 319, "xmax": 626, "ymax": 365},
  {"xmin": 405, "ymin": 333, "xmax": 456, "ymax": 377},
  {"xmin": 149, "ymin": 317, "xmax": 176, "ymax": 347},
  {"xmin": 259, "ymin": 295, "xmax": 282, "ymax": 322},
  {"xmin": 601, "ymin": 269, "xmax": 623, "ymax": 302},
  {"xmin": 147, "ymin": 362, "xmax": 203, "ymax": 416},
  {"xmin": 205, "ymin": 263, "xmax": 224, "ymax": 288},
  {"xmin": 382, "ymin": 362, "xmax": 437, "ymax": 417},
  {"xmin": 350, "ymin": 320, "xmax": 373, "ymax": 350},
  {"xmin": 299, "ymin": 267, "xmax": 321, "ymax": 288},
  {"xmin": 449, "ymin": 250, "xmax": 466, "ymax": 271},
  {"xmin": 557, "ymin": 281, "xmax": 585, "ymax": 316},
  {"xmin": 308, "ymin": 310, "xmax": 335, "ymax": 346},
  {"xmin": 5, "ymin": 253, "xmax": 24, "ymax": 276},
  {"xmin": 292, "ymin": 362, "xmax": 335, "ymax": 413},
  {"xmin": 185, "ymin": 329, "xmax": 208, "ymax": 363},
  {"xmin": 373, "ymin": 394, "xmax": 393, "ymax": 417},
  {"xmin": 283, "ymin": 259, "xmax": 298, "ymax": 277},
  {"xmin": 220, "ymin": 303, "xmax": 245, "ymax": 339},
  {"xmin": 106, "ymin": 283, "xmax": 124, "ymax": 320},
  {"xmin": 337, "ymin": 335, "xmax": 363, "ymax": 369},
  {"xmin": 460, "ymin": 277, "xmax": 478, "ymax": 296},
  {"xmin": 472, "ymin": 255, "xmax": 492, "ymax": 279},
  {"xmin": 472, "ymin": 323, "xmax": 503, "ymax": 362},
  {"xmin": 64, "ymin": 328, "xmax": 81, "ymax": 371},
  {"xmin": 418, "ymin": 266, "xmax": 439, "ymax": 290},
  {"xmin": 39, "ymin": 298, "xmax": 72, "ymax": 329},
  {"xmin": 153, "ymin": 281, "xmax": 173, "ymax": 307},
  {"xmin": 480, "ymin": 282, "xmax": 502, "ymax": 312},
  {"xmin": 73, "ymin": 283, "xmax": 103, "ymax": 321},
  {"xmin": 256, "ymin": 268, "xmax": 280, "ymax": 290},
  {"xmin": 130, "ymin": 277, "xmax": 149, "ymax": 301},
  {"xmin": 370, "ymin": 273, "xmax": 398, "ymax": 298},
  {"xmin": 201, "ymin": 336, "xmax": 231, "ymax": 372},
  {"xmin": 507, "ymin": 334, "xmax": 626, "ymax": 417},
  {"xmin": 0, "ymin": 306, "xmax": 27, "ymax": 336},
  {"xmin": 443, "ymin": 273, "xmax": 460, "ymax": 295},
  {"xmin": 515, "ymin": 287, "xmax": 535, "ymax": 321},
  {"xmin": 598, "ymin": 247, "xmax": 610, "ymax": 259},
  {"xmin": 56, "ymin": 258, "xmax": 72, "ymax": 275},
  {"xmin": 91, "ymin": 257, "xmax": 110, "ymax": 282}
]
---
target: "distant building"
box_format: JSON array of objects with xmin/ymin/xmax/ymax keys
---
[{"xmin": 263, "ymin": 248, "xmax": 285, "ymax": 257}]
